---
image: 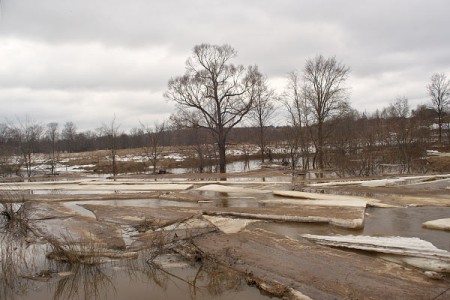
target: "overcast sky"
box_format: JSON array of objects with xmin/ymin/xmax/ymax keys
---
[{"xmin": 1, "ymin": 0, "xmax": 449, "ymax": 131}]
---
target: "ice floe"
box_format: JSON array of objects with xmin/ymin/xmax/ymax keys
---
[
  {"xmin": 423, "ymin": 218, "xmax": 450, "ymax": 231},
  {"xmin": 272, "ymin": 190, "xmax": 391, "ymax": 207},
  {"xmin": 302, "ymin": 234, "xmax": 450, "ymax": 272},
  {"xmin": 196, "ymin": 184, "xmax": 271, "ymax": 194},
  {"xmin": 203, "ymin": 215, "xmax": 258, "ymax": 234},
  {"xmin": 306, "ymin": 174, "xmax": 450, "ymax": 188}
]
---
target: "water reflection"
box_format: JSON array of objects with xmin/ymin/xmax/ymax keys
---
[
  {"xmin": 6, "ymin": 242, "xmax": 269, "ymax": 300},
  {"xmin": 190, "ymin": 262, "xmax": 243, "ymax": 297},
  {"xmin": 51, "ymin": 262, "xmax": 115, "ymax": 300},
  {"xmin": 0, "ymin": 201, "xmax": 43, "ymax": 300}
]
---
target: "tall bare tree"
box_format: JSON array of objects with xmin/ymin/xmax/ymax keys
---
[
  {"xmin": 46, "ymin": 122, "xmax": 59, "ymax": 175},
  {"xmin": 9, "ymin": 117, "xmax": 43, "ymax": 178},
  {"xmin": 283, "ymin": 71, "xmax": 311, "ymax": 170},
  {"xmin": 100, "ymin": 116, "xmax": 120, "ymax": 177},
  {"xmin": 427, "ymin": 73, "xmax": 450, "ymax": 144},
  {"xmin": 385, "ymin": 97, "xmax": 414, "ymax": 173},
  {"xmin": 165, "ymin": 44, "xmax": 261, "ymax": 173},
  {"xmin": 141, "ymin": 121, "xmax": 166, "ymax": 174},
  {"xmin": 62, "ymin": 121, "xmax": 77, "ymax": 153},
  {"xmin": 302, "ymin": 55, "xmax": 350, "ymax": 169},
  {"xmin": 248, "ymin": 74, "xmax": 276, "ymax": 162}
]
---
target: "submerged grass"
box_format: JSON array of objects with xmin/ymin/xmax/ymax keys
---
[
  {"xmin": 0, "ymin": 189, "xmax": 39, "ymax": 300},
  {"xmin": 46, "ymin": 232, "xmax": 138, "ymax": 265}
]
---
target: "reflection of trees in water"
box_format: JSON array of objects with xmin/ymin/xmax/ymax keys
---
[
  {"xmin": 126, "ymin": 247, "xmax": 244, "ymax": 299},
  {"xmin": 141, "ymin": 261, "xmax": 243, "ymax": 299},
  {"xmin": 0, "ymin": 228, "xmax": 30, "ymax": 299},
  {"xmin": 51, "ymin": 262, "xmax": 115, "ymax": 300},
  {"xmin": 0, "ymin": 197, "xmax": 40, "ymax": 300},
  {"xmin": 120, "ymin": 251, "xmax": 170, "ymax": 291},
  {"xmin": 190, "ymin": 261, "xmax": 243, "ymax": 297}
]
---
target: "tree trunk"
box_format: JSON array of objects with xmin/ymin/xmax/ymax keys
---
[
  {"xmin": 259, "ymin": 125, "xmax": 265, "ymax": 163},
  {"xmin": 317, "ymin": 121, "xmax": 324, "ymax": 170},
  {"xmin": 218, "ymin": 140, "xmax": 226, "ymax": 173},
  {"xmin": 438, "ymin": 113, "xmax": 442, "ymax": 144}
]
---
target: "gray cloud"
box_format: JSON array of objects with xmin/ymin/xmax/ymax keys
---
[{"xmin": 1, "ymin": 0, "xmax": 450, "ymax": 130}]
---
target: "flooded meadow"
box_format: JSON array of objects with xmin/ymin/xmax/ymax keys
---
[{"xmin": 1, "ymin": 163, "xmax": 450, "ymax": 299}]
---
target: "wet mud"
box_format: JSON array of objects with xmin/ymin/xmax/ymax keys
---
[{"xmin": 189, "ymin": 229, "xmax": 449, "ymax": 299}]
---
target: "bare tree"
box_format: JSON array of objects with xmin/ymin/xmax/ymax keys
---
[
  {"xmin": 141, "ymin": 121, "xmax": 166, "ymax": 174},
  {"xmin": 283, "ymin": 71, "xmax": 311, "ymax": 170},
  {"xmin": 46, "ymin": 122, "xmax": 59, "ymax": 175},
  {"xmin": 9, "ymin": 117, "xmax": 43, "ymax": 178},
  {"xmin": 386, "ymin": 97, "xmax": 414, "ymax": 173},
  {"xmin": 302, "ymin": 55, "xmax": 350, "ymax": 170},
  {"xmin": 0, "ymin": 123, "xmax": 14, "ymax": 177},
  {"xmin": 165, "ymin": 44, "xmax": 261, "ymax": 173},
  {"xmin": 170, "ymin": 112, "xmax": 217, "ymax": 173},
  {"xmin": 427, "ymin": 73, "xmax": 450, "ymax": 144},
  {"xmin": 248, "ymin": 74, "xmax": 276, "ymax": 162},
  {"xmin": 61, "ymin": 122, "xmax": 77, "ymax": 153},
  {"xmin": 100, "ymin": 116, "xmax": 120, "ymax": 177}
]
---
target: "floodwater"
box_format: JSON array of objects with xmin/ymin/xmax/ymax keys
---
[
  {"xmin": 0, "ymin": 218, "xmax": 271, "ymax": 300},
  {"xmin": 169, "ymin": 159, "xmax": 262, "ymax": 174},
  {"xmin": 0, "ymin": 240, "xmax": 271, "ymax": 300},
  {"xmin": 250, "ymin": 206, "xmax": 450, "ymax": 251},
  {"xmin": 3, "ymin": 180, "xmax": 450, "ymax": 299},
  {"xmin": 11, "ymin": 259, "xmax": 270, "ymax": 300}
]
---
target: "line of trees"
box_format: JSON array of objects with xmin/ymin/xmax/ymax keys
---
[
  {"xmin": 165, "ymin": 44, "xmax": 449, "ymax": 175},
  {"xmin": 0, "ymin": 44, "xmax": 449, "ymax": 178}
]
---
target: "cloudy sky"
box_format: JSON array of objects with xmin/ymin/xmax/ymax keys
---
[{"xmin": 1, "ymin": 0, "xmax": 449, "ymax": 131}]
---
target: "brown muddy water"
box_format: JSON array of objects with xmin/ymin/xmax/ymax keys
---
[
  {"xmin": 250, "ymin": 206, "xmax": 450, "ymax": 251},
  {"xmin": 0, "ymin": 228, "xmax": 272, "ymax": 300},
  {"xmin": 11, "ymin": 260, "xmax": 271, "ymax": 300}
]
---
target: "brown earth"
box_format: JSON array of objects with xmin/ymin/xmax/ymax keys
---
[{"xmin": 190, "ymin": 229, "xmax": 449, "ymax": 300}]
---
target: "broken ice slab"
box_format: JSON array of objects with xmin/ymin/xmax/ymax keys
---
[
  {"xmin": 302, "ymin": 234, "xmax": 450, "ymax": 272},
  {"xmin": 305, "ymin": 174, "xmax": 450, "ymax": 188},
  {"xmin": 0, "ymin": 181, "xmax": 194, "ymax": 191},
  {"xmin": 423, "ymin": 218, "xmax": 450, "ymax": 231},
  {"xmin": 203, "ymin": 215, "xmax": 258, "ymax": 234},
  {"xmin": 273, "ymin": 190, "xmax": 392, "ymax": 207},
  {"xmin": 196, "ymin": 184, "xmax": 271, "ymax": 194}
]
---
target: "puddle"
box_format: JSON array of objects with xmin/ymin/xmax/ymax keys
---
[{"xmin": 250, "ymin": 206, "xmax": 450, "ymax": 251}]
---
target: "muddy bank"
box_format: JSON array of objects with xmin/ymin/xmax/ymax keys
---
[{"xmin": 188, "ymin": 229, "xmax": 449, "ymax": 299}]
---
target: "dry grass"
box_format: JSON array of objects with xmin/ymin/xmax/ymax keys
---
[
  {"xmin": 427, "ymin": 155, "xmax": 450, "ymax": 173},
  {"xmin": 46, "ymin": 232, "xmax": 137, "ymax": 265}
]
